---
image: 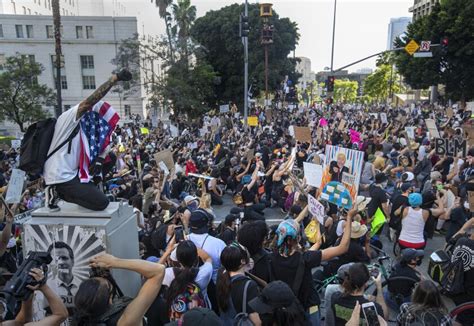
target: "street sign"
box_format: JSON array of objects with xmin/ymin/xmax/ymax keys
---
[
  {"xmin": 414, "ymin": 52, "xmax": 433, "ymax": 58},
  {"xmin": 420, "ymin": 41, "xmax": 431, "ymax": 51},
  {"xmin": 405, "ymin": 39, "xmax": 420, "ymax": 55}
]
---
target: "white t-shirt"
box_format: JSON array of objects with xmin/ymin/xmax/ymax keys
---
[
  {"xmin": 188, "ymin": 233, "xmax": 226, "ymax": 283},
  {"xmin": 44, "ymin": 105, "xmax": 81, "ymax": 185}
]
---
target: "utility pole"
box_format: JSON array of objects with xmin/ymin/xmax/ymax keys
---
[
  {"xmin": 330, "ymin": 0, "xmax": 337, "ymax": 72},
  {"xmin": 241, "ymin": 0, "xmax": 249, "ymax": 131},
  {"xmin": 52, "ymin": 0, "xmax": 62, "ymax": 117},
  {"xmin": 260, "ymin": 4, "xmax": 273, "ymax": 102}
]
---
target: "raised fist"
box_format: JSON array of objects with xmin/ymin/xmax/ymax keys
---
[{"xmin": 116, "ymin": 69, "xmax": 132, "ymax": 82}]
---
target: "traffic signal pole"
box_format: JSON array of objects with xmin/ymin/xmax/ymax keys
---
[{"xmin": 243, "ymin": 0, "xmax": 249, "ymax": 131}]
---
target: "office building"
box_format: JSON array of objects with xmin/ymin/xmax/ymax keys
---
[
  {"xmin": 0, "ymin": 0, "xmax": 79, "ymax": 16},
  {"xmin": 409, "ymin": 0, "xmax": 440, "ymax": 20},
  {"xmin": 296, "ymin": 56, "xmax": 315, "ymax": 89},
  {"xmin": 0, "ymin": 14, "xmax": 143, "ymax": 134},
  {"xmin": 387, "ymin": 17, "xmax": 411, "ymax": 50}
]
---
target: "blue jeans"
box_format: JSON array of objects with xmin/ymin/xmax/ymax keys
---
[{"xmin": 306, "ymin": 308, "xmax": 321, "ymax": 326}]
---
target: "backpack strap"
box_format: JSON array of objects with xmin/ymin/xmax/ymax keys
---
[
  {"xmin": 46, "ymin": 123, "xmax": 80, "ymax": 160},
  {"xmin": 292, "ymin": 253, "xmax": 305, "ymax": 295},
  {"xmin": 241, "ymin": 280, "xmax": 251, "ymax": 315},
  {"xmin": 201, "ymin": 234, "xmax": 210, "ymax": 249}
]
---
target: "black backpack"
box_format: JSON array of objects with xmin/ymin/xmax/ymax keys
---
[
  {"xmin": 19, "ymin": 118, "xmax": 80, "ymax": 175},
  {"xmin": 440, "ymin": 258, "xmax": 465, "ymax": 296}
]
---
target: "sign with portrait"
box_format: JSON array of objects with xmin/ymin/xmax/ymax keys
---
[{"xmin": 318, "ymin": 145, "xmax": 364, "ymax": 209}]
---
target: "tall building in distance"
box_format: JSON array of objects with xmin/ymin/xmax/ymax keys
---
[
  {"xmin": 409, "ymin": 0, "xmax": 440, "ymax": 20},
  {"xmin": 387, "ymin": 17, "xmax": 411, "ymax": 50},
  {"xmin": 296, "ymin": 56, "xmax": 315, "ymax": 89},
  {"xmin": 0, "ymin": 0, "xmax": 79, "ymax": 16}
]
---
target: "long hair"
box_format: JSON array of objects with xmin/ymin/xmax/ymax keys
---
[
  {"xmin": 409, "ymin": 280, "xmax": 447, "ymax": 315},
  {"xmin": 216, "ymin": 244, "xmax": 250, "ymax": 312},
  {"xmin": 166, "ymin": 241, "xmax": 199, "ymax": 308},
  {"xmin": 74, "ymin": 278, "xmax": 111, "ymax": 324},
  {"xmin": 341, "ymin": 263, "xmax": 370, "ymax": 295},
  {"xmin": 262, "ymin": 302, "xmax": 307, "ymax": 326}
]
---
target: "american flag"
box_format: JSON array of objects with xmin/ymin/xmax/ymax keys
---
[{"xmin": 78, "ymin": 101, "xmax": 119, "ymax": 183}]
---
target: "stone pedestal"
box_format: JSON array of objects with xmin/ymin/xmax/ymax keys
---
[{"xmin": 23, "ymin": 201, "xmax": 140, "ymax": 321}]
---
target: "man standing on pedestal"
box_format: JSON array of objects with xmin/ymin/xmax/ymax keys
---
[{"xmin": 44, "ymin": 70, "xmax": 132, "ymax": 211}]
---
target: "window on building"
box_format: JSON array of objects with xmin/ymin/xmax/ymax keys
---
[
  {"xmin": 86, "ymin": 26, "xmax": 94, "ymax": 39},
  {"xmin": 28, "ymin": 8, "xmax": 31, "ymax": 14},
  {"xmin": 15, "ymin": 25, "xmax": 24, "ymax": 38},
  {"xmin": 0, "ymin": 54, "xmax": 6, "ymax": 70},
  {"xmin": 26, "ymin": 25, "xmax": 34, "ymax": 38},
  {"xmin": 48, "ymin": 0, "xmax": 50, "ymax": 9},
  {"xmin": 82, "ymin": 76, "xmax": 96, "ymax": 89},
  {"xmin": 46, "ymin": 25, "xmax": 53, "ymax": 38},
  {"xmin": 62, "ymin": 8, "xmax": 65, "ymax": 15},
  {"xmin": 0, "ymin": 25, "xmax": 3, "ymax": 38},
  {"xmin": 124, "ymin": 105, "xmax": 131, "ymax": 116},
  {"xmin": 28, "ymin": 55, "xmax": 35, "ymax": 63},
  {"xmin": 22, "ymin": 6, "xmax": 26, "ymax": 14},
  {"xmin": 80, "ymin": 55, "xmax": 94, "ymax": 69},
  {"xmin": 76, "ymin": 26, "xmax": 83, "ymax": 38}
]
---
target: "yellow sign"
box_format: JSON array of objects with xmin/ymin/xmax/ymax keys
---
[
  {"xmin": 140, "ymin": 127, "xmax": 149, "ymax": 135},
  {"xmin": 405, "ymin": 39, "xmax": 420, "ymax": 55},
  {"xmin": 248, "ymin": 116, "xmax": 258, "ymax": 127}
]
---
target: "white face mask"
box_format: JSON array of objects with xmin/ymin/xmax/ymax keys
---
[{"xmin": 464, "ymin": 202, "xmax": 470, "ymax": 210}]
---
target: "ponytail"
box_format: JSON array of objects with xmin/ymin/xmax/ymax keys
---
[
  {"xmin": 166, "ymin": 266, "xmax": 199, "ymax": 308},
  {"xmin": 216, "ymin": 267, "xmax": 231, "ymax": 312}
]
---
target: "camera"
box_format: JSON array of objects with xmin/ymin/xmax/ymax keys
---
[{"xmin": 0, "ymin": 251, "xmax": 52, "ymax": 321}]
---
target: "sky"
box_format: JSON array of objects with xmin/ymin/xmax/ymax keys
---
[{"xmin": 131, "ymin": 0, "xmax": 414, "ymax": 73}]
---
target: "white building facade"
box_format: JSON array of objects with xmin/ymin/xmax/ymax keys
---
[
  {"xmin": 387, "ymin": 17, "xmax": 411, "ymax": 50},
  {"xmin": 296, "ymin": 56, "xmax": 315, "ymax": 89},
  {"xmin": 0, "ymin": 0, "xmax": 79, "ymax": 16},
  {"xmin": 0, "ymin": 14, "xmax": 143, "ymax": 134}
]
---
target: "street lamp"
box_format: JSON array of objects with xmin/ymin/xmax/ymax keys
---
[{"xmin": 260, "ymin": 3, "xmax": 273, "ymax": 102}]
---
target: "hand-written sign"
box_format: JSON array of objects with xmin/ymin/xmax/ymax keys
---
[
  {"xmin": 294, "ymin": 126, "xmax": 312, "ymax": 144},
  {"xmin": 308, "ymin": 194, "xmax": 325, "ymax": 225},
  {"xmin": 303, "ymin": 162, "xmax": 323, "ymax": 188},
  {"xmin": 5, "ymin": 169, "xmax": 26, "ymax": 204},
  {"xmin": 154, "ymin": 149, "xmax": 174, "ymax": 172},
  {"xmin": 425, "ymin": 119, "xmax": 440, "ymax": 138},
  {"xmin": 434, "ymin": 138, "xmax": 467, "ymax": 157}
]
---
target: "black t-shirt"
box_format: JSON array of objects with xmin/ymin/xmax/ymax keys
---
[
  {"xmin": 446, "ymin": 207, "xmax": 470, "ymax": 242},
  {"xmin": 251, "ymin": 249, "xmax": 272, "ymax": 283},
  {"xmin": 452, "ymin": 237, "xmax": 474, "ymax": 295},
  {"xmin": 331, "ymin": 293, "xmax": 383, "ymax": 326},
  {"xmin": 324, "ymin": 239, "xmax": 370, "ymax": 275},
  {"xmin": 389, "ymin": 194, "xmax": 408, "ymax": 230},
  {"xmin": 230, "ymin": 275, "xmax": 259, "ymax": 314},
  {"xmin": 242, "ymin": 185, "xmax": 256, "ymax": 204},
  {"xmin": 270, "ymin": 250, "xmax": 322, "ymax": 308},
  {"xmin": 389, "ymin": 263, "xmax": 421, "ymax": 297},
  {"xmin": 368, "ymin": 184, "xmax": 388, "ymax": 218}
]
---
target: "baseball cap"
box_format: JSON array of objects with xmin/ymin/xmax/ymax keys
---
[
  {"xmin": 401, "ymin": 248, "xmax": 424, "ymax": 262},
  {"xmin": 166, "ymin": 307, "xmax": 221, "ymax": 326},
  {"xmin": 189, "ymin": 210, "xmax": 210, "ymax": 234},
  {"xmin": 430, "ymin": 171, "xmax": 442, "ymax": 181},
  {"xmin": 248, "ymin": 281, "xmax": 296, "ymax": 314},
  {"xmin": 401, "ymin": 172, "xmax": 414, "ymax": 182},
  {"xmin": 184, "ymin": 195, "xmax": 197, "ymax": 204},
  {"xmin": 276, "ymin": 219, "xmax": 299, "ymax": 247}
]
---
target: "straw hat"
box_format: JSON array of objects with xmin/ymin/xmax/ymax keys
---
[
  {"xmin": 351, "ymin": 221, "xmax": 368, "ymax": 239},
  {"xmin": 355, "ymin": 196, "xmax": 371, "ymax": 211}
]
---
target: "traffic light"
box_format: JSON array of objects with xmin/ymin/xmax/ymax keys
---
[
  {"xmin": 240, "ymin": 15, "xmax": 249, "ymax": 37},
  {"xmin": 327, "ymin": 76, "xmax": 335, "ymax": 92},
  {"xmin": 440, "ymin": 37, "xmax": 448, "ymax": 54},
  {"xmin": 262, "ymin": 24, "xmax": 274, "ymax": 44}
]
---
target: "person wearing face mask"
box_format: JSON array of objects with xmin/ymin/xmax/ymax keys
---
[
  {"xmin": 216, "ymin": 243, "xmax": 261, "ymax": 325},
  {"xmin": 367, "ymin": 173, "xmax": 391, "ymax": 229},
  {"xmin": 442, "ymin": 197, "xmax": 471, "ymax": 242}
]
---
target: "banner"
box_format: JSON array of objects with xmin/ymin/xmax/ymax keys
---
[
  {"xmin": 303, "ymin": 162, "xmax": 323, "ymax": 188},
  {"xmin": 318, "ymin": 145, "xmax": 364, "ymax": 209},
  {"xmin": 308, "ymin": 194, "xmax": 325, "ymax": 225}
]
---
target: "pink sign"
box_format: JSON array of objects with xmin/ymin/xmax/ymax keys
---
[{"xmin": 319, "ymin": 118, "xmax": 328, "ymax": 127}]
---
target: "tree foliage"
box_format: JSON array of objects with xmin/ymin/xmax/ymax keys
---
[
  {"xmin": 393, "ymin": 0, "xmax": 474, "ymax": 101},
  {"xmin": 0, "ymin": 55, "xmax": 55, "ymax": 131},
  {"xmin": 333, "ymin": 79, "xmax": 358, "ymax": 103},
  {"xmin": 363, "ymin": 64, "xmax": 403, "ymax": 103},
  {"xmin": 191, "ymin": 3, "xmax": 301, "ymax": 107}
]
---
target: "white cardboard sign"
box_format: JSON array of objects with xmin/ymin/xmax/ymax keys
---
[
  {"xmin": 308, "ymin": 194, "xmax": 325, "ymax": 225},
  {"xmin": 303, "ymin": 162, "xmax": 323, "ymax": 188},
  {"xmin": 5, "ymin": 169, "xmax": 26, "ymax": 204}
]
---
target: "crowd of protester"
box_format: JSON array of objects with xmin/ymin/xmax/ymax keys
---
[{"xmin": 0, "ymin": 99, "xmax": 473, "ymax": 326}]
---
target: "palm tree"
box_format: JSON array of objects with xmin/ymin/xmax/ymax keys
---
[
  {"xmin": 52, "ymin": 0, "xmax": 62, "ymax": 117},
  {"xmin": 172, "ymin": 0, "xmax": 196, "ymax": 68},
  {"xmin": 153, "ymin": 0, "xmax": 175, "ymax": 63}
]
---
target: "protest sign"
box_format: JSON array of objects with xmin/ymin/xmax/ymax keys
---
[
  {"xmin": 126, "ymin": 128, "xmax": 133, "ymax": 138},
  {"xmin": 303, "ymin": 162, "xmax": 323, "ymax": 188},
  {"xmin": 308, "ymin": 194, "xmax": 325, "ymax": 225},
  {"xmin": 446, "ymin": 107, "xmax": 454, "ymax": 118},
  {"xmin": 294, "ymin": 126, "xmax": 312, "ymax": 143},
  {"xmin": 140, "ymin": 127, "xmax": 149, "ymax": 135},
  {"xmin": 319, "ymin": 145, "xmax": 364, "ymax": 209},
  {"xmin": 188, "ymin": 173, "xmax": 214, "ymax": 180},
  {"xmin": 219, "ymin": 104, "xmax": 230, "ymax": 113},
  {"xmin": 405, "ymin": 127, "xmax": 416, "ymax": 139},
  {"xmin": 288, "ymin": 126, "xmax": 295, "ymax": 137},
  {"xmin": 248, "ymin": 116, "xmax": 258, "ymax": 127},
  {"xmin": 158, "ymin": 161, "xmax": 170, "ymax": 175},
  {"xmin": 425, "ymin": 119, "xmax": 440, "ymax": 138},
  {"xmin": 462, "ymin": 124, "xmax": 474, "ymax": 146},
  {"xmin": 434, "ymin": 138, "xmax": 467, "ymax": 157},
  {"xmin": 169, "ymin": 125, "xmax": 179, "ymax": 137},
  {"xmin": 338, "ymin": 119, "xmax": 346, "ymax": 131},
  {"xmin": 246, "ymin": 148, "xmax": 255, "ymax": 161},
  {"xmin": 14, "ymin": 210, "xmax": 33, "ymax": 224},
  {"xmin": 11, "ymin": 139, "xmax": 21, "ymax": 150},
  {"xmin": 380, "ymin": 113, "xmax": 388, "ymax": 124},
  {"xmin": 5, "ymin": 169, "xmax": 26, "ymax": 204},
  {"xmin": 154, "ymin": 149, "xmax": 174, "ymax": 172}
]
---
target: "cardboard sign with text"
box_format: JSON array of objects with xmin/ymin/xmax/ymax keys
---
[
  {"xmin": 434, "ymin": 138, "xmax": 467, "ymax": 157},
  {"xmin": 5, "ymin": 169, "xmax": 26, "ymax": 204},
  {"xmin": 308, "ymin": 194, "xmax": 325, "ymax": 225},
  {"xmin": 294, "ymin": 126, "xmax": 312, "ymax": 144},
  {"xmin": 154, "ymin": 149, "xmax": 174, "ymax": 172},
  {"xmin": 446, "ymin": 107, "xmax": 454, "ymax": 119},
  {"xmin": 338, "ymin": 119, "xmax": 346, "ymax": 131},
  {"xmin": 303, "ymin": 162, "xmax": 323, "ymax": 188}
]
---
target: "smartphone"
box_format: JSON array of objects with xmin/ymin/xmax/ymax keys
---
[
  {"xmin": 369, "ymin": 267, "xmax": 379, "ymax": 279},
  {"xmin": 174, "ymin": 226, "xmax": 184, "ymax": 242},
  {"xmin": 362, "ymin": 302, "xmax": 380, "ymax": 326}
]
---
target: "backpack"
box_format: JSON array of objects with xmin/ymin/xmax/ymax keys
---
[
  {"xmin": 169, "ymin": 282, "xmax": 207, "ymax": 321},
  {"xmin": 440, "ymin": 258, "xmax": 465, "ymax": 296},
  {"xmin": 90, "ymin": 296, "xmax": 135, "ymax": 326},
  {"xmin": 19, "ymin": 118, "xmax": 80, "ymax": 175},
  {"xmin": 220, "ymin": 276, "xmax": 254, "ymax": 326}
]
